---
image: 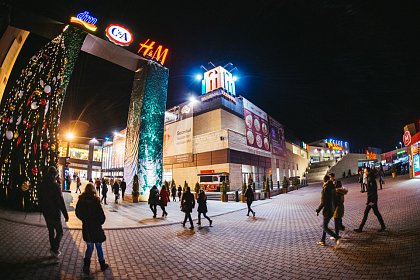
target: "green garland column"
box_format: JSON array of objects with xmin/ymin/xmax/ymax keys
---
[
  {"xmin": 124, "ymin": 60, "xmax": 168, "ymax": 201},
  {"xmin": 0, "ymin": 26, "xmax": 86, "ymax": 211}
]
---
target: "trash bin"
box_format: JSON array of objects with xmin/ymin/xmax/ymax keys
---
[{"xmin": 235, "ymin": 190, "xmax": 239, "ymax": 202}]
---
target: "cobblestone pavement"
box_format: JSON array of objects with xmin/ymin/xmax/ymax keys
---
[{"xmin": 0, "ymin": 175, "xmax": 419, "ymax": 279}]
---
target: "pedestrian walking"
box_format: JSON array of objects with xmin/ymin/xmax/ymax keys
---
[
  {"xmin": 38, "ymin": 166, "xmax": 69, "ymax": 257},
  {"xmin": 177, "ymin": 185, "xmax": 182, "ymax": 201},
  {"xmin": 75, "ymin": 183, "xmax": 109, "ymax": 274},
  {"xmin": 358, "ymin": 170, "xmax": 365, "ymax": 193},
  {"xmin": 120, "ymin": 178, "xmax": 126, "ymax": 200},
  {"xmin": 316, "ymin": 175, "xmax": 341, "ymax": 246},
  {"xmin": 378, "ymin": 165, "xmax": 385, "ymax": 190},
  {"xmin": 362, "ymin": 169, "xmax": 368, "ymax": 193},
  {"xmin": 113, "ymin": 180, "xmax": 120, "ymax": 204},
  {"xmin": 354, "ymin": 167, "xmax": 386, "ymax": 233},
  {"xmin": 333, "ymin": 180, "xmax": 348, "ymax": 236},
  {"xmin": 101, "ymin": 179, "xmax": 108, "ymax": 205},
  {"xmin": 197, "ymin": 189, "xmax": 213, "ymax": 227},
  {"xmin": 171, "ymin": 184, "xmax": 177, "ymax": 202},
  {"xmin": 95, "ymin": 178, "xmax": 101, "ymax": 194},
  {"xmin": 65, "ymin": 174, "xmax": 71, "ymax": 191},
  {"xmin": 181, "ymin": 186, "xmax": 195, "ymax": 229},
  {"xmin": 76, "ymin": 176, "xmax": 82, "ymax": 194},
  {"xmin": 148, "ymin": 185, "xmax": 159, "ymax": 218},
  {"xmin": 159, "ymin": 185, "xmax": 170, "ymax": 217},
  {"xmin": 245, "ymin": 184, "xmax": 255, "ymax": 217}
]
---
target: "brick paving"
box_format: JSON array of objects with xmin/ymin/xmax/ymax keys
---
[{"xmin": 0, "ymin": 175, "xmax": 419, "ymax": 279}]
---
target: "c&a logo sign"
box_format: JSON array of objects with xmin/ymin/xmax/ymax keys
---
[{"xmin": 106, "ymin": 24, "xmax": 134, "ymax": 46}]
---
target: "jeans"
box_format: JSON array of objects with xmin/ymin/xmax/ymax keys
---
[
  {"xmin": 45, "ymin": 217, "xmax": 63, "ymax": 252},
  {"xmin": 361, "ymin": 183, "xmax": 365, "ymax": 192},
  {"xmin": 160, "ymin": 205, "xmax": 167, "ymax": 215},
  {"xmin": 150, "ymin": 204, "xmax": 157, "ymax": 217},
  {"xmin": 321, "ymin": 215, "xmax": 340, "ymax": 242},
  {"xmin": 359, "ymin": 203, "xmax": 385, "ymax": 229},
  {"xmin": 334, "ymin": 217, "xmax": 344, "ymax": 235},
  {"xmin": 198, "ymin": 212, "xmax": 211, "ymax": 224},
  {"xmin": 85, "ymin": 242, "xmax": 104, "ymax": 261},
  {"xmin": 247, "ymin": 201, "xmax": 254, "ymax": 215},
  {"xmin": 101, "ymin": 194, "xmax": 107, "ymax": 204},
  {"xmin": 183, "ymin": 212, "xmax": 193, "ymax": 227}
]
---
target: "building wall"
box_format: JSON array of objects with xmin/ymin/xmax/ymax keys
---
[
  {"xmin": 193, "ymin": 129, "xmax": 228, "ymax": 154},
  {"xmin": 286, "ymin": 149, "xmax": 310, "ymax": 179},
  {"xmin": 193, "ymin": 109, "xmax": 221, "ymax": 136},
  {"xmin": 171, "ymin": 163, "xmax": 230, "ymax": 189},
  {"xmin": 328, "ymin": 153, "xmax": 369, "ymax": 179}
]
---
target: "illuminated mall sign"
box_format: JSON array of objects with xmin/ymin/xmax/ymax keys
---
[
  {"xmin": 403, "ymin": 131, "xmax": 411, "ymax": 147},
  {"xmin": 70, "ymin": 11, "xmax": 98, "ymax": 32},
  {"xmin": 201, "ymin": 66, "xmax": 236, "ymax": 96},
  {"xmin": 137, "ymin": 39, "xmax": 169, "ymax": 65},
  {"xmin": 324, "ymin": 139, "xmax": 347, "ymax": 151},
  {"xmin": 106, "ymin": 24, "xmax": 133, "ymax": 46}
]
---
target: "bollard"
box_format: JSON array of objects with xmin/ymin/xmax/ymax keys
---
[{"xmin": 235, "ymin": 190, "xmax": 239, "ymax": 202}]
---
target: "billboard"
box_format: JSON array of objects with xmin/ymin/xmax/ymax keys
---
[
  {"xmin": 268, "ymin": 116, "xmax": 286, "ymax": 157},
  {"xmin": 243, "ymin": 98, "xmax": 270, "ymax": 152},
  {"xmin": 163, "ymin": 102, "xmax": 193, "ymax": 163}
]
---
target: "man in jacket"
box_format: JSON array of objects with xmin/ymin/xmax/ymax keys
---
[
  {"xmin": 38, "ymin": 166, "xmax": 69, "ymax": 257},
  {"xmin": 181, "ymin": 187, "xmax": 195, "ymax": 229},
  {"xmin": 354, "ymin": 167, "xmax": 386, "ymax": 233},
  {"xmin": 316, "ymin": 175, "xmax": 341, "ymax": 246},
  {"xmin": 120, "ymin": 178, "xmax": 127, "ymax": 200}
]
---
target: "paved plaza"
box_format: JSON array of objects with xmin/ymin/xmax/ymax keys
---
[{"xmin": 0, "ymin": 175, "xmax": 419, "ymax": 279}]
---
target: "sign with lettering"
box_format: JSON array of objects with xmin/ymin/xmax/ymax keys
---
[
  {"xmin": 403, "ymin": 131, "xmax": 411, "ymax": 147},
  {"xmin": 105, "ymin": 24, "xmax": 133, "ymax": 46},
  {"xmin": 201, "ymin": 66, "xmax": 236, "ymax": 96},
  {"xmin": 70, "ymin": 11, "xmax": 98, "ymax": 32},
  {"xmin": 137, "ymin": 39, "xmax": 169, "ymax": 65}
]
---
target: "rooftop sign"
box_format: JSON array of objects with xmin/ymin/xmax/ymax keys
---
[
  {"xmin": 70, "ymin": 11, "xmax": 98, "ymax": 32},
  {"xmin": 105, "ymin": 24, "xmax": 133, "ymax": 46},
  {"xmin": 201, "ymin": 66, "xmax": 236, "ymax": 96}
]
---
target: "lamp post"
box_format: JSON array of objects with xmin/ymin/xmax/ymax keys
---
[{"xmin": 399, "ymin": 142, "xmax": 403, "ymax": 149}]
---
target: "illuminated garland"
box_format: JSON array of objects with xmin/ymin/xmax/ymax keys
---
[{"xmin": 0, "ymin": 26, "xmax": 86, "ymax": 211}]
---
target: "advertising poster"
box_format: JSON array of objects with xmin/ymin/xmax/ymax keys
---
[
  {"xmin": 243, "ymin": 98, "xmax": 270, "ymax": 152},
  {"xmin": 268, "ymin": 116, "xmax": 286, "ymax": 157},
  {"xmin": 163, "ymin": 102, "xmax": 193, "ymax": 163},
  {"xmin": 414, "ymin": 154, "xmax": 420, "ymax": 176}
]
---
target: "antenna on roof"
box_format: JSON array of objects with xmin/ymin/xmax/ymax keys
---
[
  {"xmin": 200, "ymin": 65, "xmax": 208, "ymax": 72},
  {"xmin": 229, "ymin": 67, "xmax": 238, "ymax": 73},
  {"xmin": 208, "ymin": 61, "xmax": 216, "ymax": 68},
  {"xmin": 224, "ymin": 62, "xmax": 233, "ymax": 69}
]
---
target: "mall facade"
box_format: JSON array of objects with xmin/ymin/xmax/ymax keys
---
[{"xmin": 97, "ymin": 65, "xmax": 309, "ymax": 190}]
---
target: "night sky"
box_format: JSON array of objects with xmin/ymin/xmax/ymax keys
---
[{"xmin": 3, "ymin": 0, "xmax": 420, "ymax": 152}]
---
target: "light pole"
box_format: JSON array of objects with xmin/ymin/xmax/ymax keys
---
[{"xmin": 399, "ymin": 142, "xmax": 403, "ymax": 149}]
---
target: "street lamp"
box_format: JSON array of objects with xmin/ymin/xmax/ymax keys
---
[{"xmin": 399, "ymin": 142, "xmax": 403, "ymax": 149}]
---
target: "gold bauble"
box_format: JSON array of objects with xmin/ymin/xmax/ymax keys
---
[
  {"xmin": 21, "ymin": 181, "xmax": 30, "ymax": 191},
  {"xmin": 14, "ymin": 131, "xmax": 19, "ymax": 139}
]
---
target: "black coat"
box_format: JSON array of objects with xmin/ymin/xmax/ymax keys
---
[
  {"xmin": 113, "ymin": 182, "xmax": 120, "ymax": 194},
  {"xmin": 316, "ymin": 181, "xmax": 336, "ymax": 217},
  {"xmin": 101, "ymin": 183, "xmax": 108, "ymax": 195},
  {"xmin": 171, "ymin": 186, "xmax": 177, "ymax": 196},
  {"xmin": 38, "ymin": 174, "xmax": 69, "ymax": 221},
  {"xmin": 245, "ymin": 187, "xmax": 254, "ymax": 202},
  {"xmin": 181, "ymin": 192, "xmax": 195, "ymax": 213},
  {"xmin": 75, "ymin": 196, "xmax": 106, "ymax": 243},
  {"xmin": 366, "ymin": 173, "xmax": 378, "ymax": 204},
  {"xmin": 120, "ymin": 181, "xmax": 126, "ymax": 191},
  {"xmin": 197, "ymin": 194, "xmax": 208, "ymax": 213},
  {"xmin": 148, "ymin": 188, "xmax": 159, "ymax": 205}
]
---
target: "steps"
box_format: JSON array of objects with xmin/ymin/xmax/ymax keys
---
[{"xmin": 306, "ymin": 160, "xmax": 336, "ymax": 183}]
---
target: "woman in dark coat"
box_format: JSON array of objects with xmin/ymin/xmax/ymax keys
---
[
  {"xmin": 75, "ymin": 183, "xmax": 109, "ymax": 274},
  {"xmin": 113, "ymin": 180, "xmax": 120, "ymax": 204},
  {"xmin": 171, "ymin": 184, "xmax": 177, "ymax": 202},
  {"xmin": 159, "ymin": 185, "xmax": 170, "ymax": 217},
  {"xmin": 181, "ymin": 186, "xmax": 195, "ymax": 229},
  {"xmin": 101, "ymin": 179, "xmax": 108, "ymax": 205},
  {"xmin": 197, "ymin": 189, "xmax": 212, "ymax": 227},
  {"xmin": 245, "ymin": 184, "xmax": 255, "ymax": 217},
  {"xmin": 148, "ymin": 185, "xmax": 159, "ymax": 218}
]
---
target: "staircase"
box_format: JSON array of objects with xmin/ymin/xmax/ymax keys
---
[{"xmin": 306, "ymin": 160, "xmax": 336, "ymax": 183}]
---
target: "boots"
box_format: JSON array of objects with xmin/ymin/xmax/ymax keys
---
[
  {"xmin": 83, "ymin": 258, "xmax": 90, "ymax": 274},
  {"xmin": 99, "ymin": 260, "xmax": 109, "ymax": 271}
]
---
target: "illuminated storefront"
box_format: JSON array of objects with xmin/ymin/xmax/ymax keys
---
[
  {"xmin": 400, "ymin": 123, "xmax": 420, "ymax": 178},
  {"xmin": 307, "ymin": 139, "xmax": 349, "ymax": 163}
]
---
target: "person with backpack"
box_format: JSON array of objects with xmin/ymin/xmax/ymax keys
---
[
  {"xmin": 148, "ymin": 185, "xmax": 159, "ymax": 218},
  {"xmin": 159, "ymin": 184, "xmax": 170, "ymax": 217},
  {"xmin": 75, "ymin": 183, "xmax": 109, "ymax": 275},
  {"xmin": 197, "ymin": 189, "xmax": 213, "ymax": 227},
  {"xmin": 245, "ymin": 184, "xmax": 255, "ymax": 217},
  {"xmin": 316, "ymin": 175, "xmax": 341, "ymax": 247},
  {"xmin": 181, "ymin": 186, "xmax": 195, "ymax": 229}
]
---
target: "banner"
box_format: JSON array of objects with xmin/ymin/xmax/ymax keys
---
[
  {"xmin": 268, "ymin": 116, "xmax": 286, "ymax": 157},
  {"xmin": 243, "ymin": 98, "xmax": 270, "ymax": 151},
  {"xmin": 163, "ymin": 102, "xmax": 193, "ymax": 161}
]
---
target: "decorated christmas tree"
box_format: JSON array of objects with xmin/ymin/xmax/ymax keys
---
[{"xmin": 0, "ymin": 26, "xmax": 86, "ymax": 211}]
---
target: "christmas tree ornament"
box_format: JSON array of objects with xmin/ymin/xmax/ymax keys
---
[
  {"xmin": 31, "ymin": 166, "xmax": 38, "ymax": 176},
  {"xmin": 14, "ymin": 131, "xmax": 19, "ymax": 139},
  {"xmin": 18, "ymin": 91, "xmax": 24, "ymax": 98},
  {"xmin": 40, "ymin": 99, "xmax": 47, "ymax": 106},
  {"xmin": 16, "ymin": 115, "xmax": 22, "ymax": 125},
  {"xmin": 30, "ymin": 102, "xmax": 39, "ymax": 110},
  {"xmin": 40, "ymin": 80, "xmax": 44, "ymax": 87},
  {"xmin": 44, "ymin": 85, "xmax": 51, "ymax": 94},
  {"xmin": 21, "ymin": 181, "xmax": 30, "ymax": 191},
  {"xmin": 5, "ymin": 130, "xmax": 13, "ymax": 140}
]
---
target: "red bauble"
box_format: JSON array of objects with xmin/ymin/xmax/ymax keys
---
[
  {"xmin": 31, "ymin": 166, "xmax": 38, "ymax": 175},
  {"xmin": 40, "ymin": 99, "xmax": 47, "ymax": 106},
  {"xmin": 3, "ymin": 117, "xmax": 10, "ymax": 123},
  {"xmin": 16, "ymin": 137, "xmax": 22, "ymax": 146},
  {"xmin": 26, "ymin": 122, "xmax": 31, "ymax": 129},
  {"xmin": 33, "ymin": 143, "xmax": 38, "ymax": 154},
  {"xmin": 43, "ymin": 142, "xmax": 49, "ymax": 149}
]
